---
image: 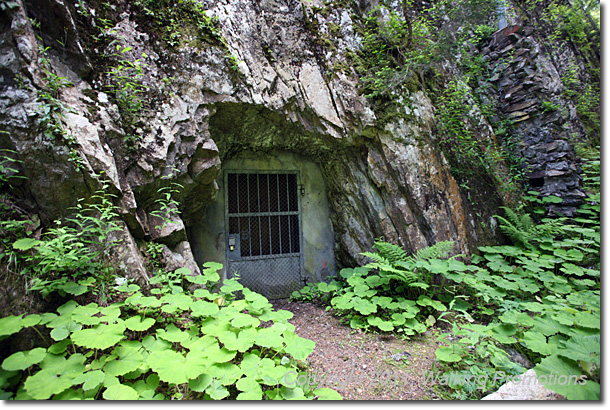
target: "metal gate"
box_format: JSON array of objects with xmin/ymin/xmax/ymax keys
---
[{"xmin": 224, "ymin": 171, "xmax": 304, "ymax": 299}]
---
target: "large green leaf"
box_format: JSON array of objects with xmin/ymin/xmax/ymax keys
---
[
  {"xmin": 2, "ymin": 348, "xmax": 47, "ymax": 371},
  {"xmin": 521, "ymin": 331, "xmax": 558, "ymax": 355},
  {"xmin": 52, "ymin": 387, "xmax": 85, "ymax": 400},
  {"xmin": 103, "ymin": 384, "xmax": 139, "ymax": 400},
  {"xmin": 72, "ymin": 370, "xmax": 105, "ymax": 391},
  {"xmin": 239, "ymin": 353, "xmax": 262, "ymax": 376},
  {"xmin": 280, "ymin": 385, "xmax": 307, "ymax": 400},
  {"xmin": 181, "ymin": 335, "xmax": 219, "ymax": 353},
  {"xmin": 142, "ymin": 335, "xmax": 171, "ymax": 352},
  {"xmin": 190, "ymin": 300, "xmax": 219, "ymax": 318},
  {"xmin": 156, "ymin": 324, "xmax": 189, "ymax": 343},
  {"xmin": 435, "ymin": 347, "xmax": 461, "ymax": 363},
  {"xmin": 218, "ymin": 328, "xmax": 257, "ymax": 352},
  {"xmin": 206, "ymin": 379, "xmax": 229, "ymax": 400},
  {"xmin": 188, "ymin": 373, "xmax": 213, "ymax": 392},
  {"xmin": 159, "ymin": 294, "xmax": 192, "ymax": 312},
  {"xmin": 38, "ymin": 353, "xmax": 86, "ymax": 378},
  {"xmin": 124, "ymin": 316, "xmax": 155, "ymax": 332},
  {"xmin": 236, "ymin": 376, "xmax": 261, "ymax": 394},
  {"xmin": 23, "ymin": 369, "xmax": 76, "ymax": 400},
  {"xmin": 499, "ymin": 310, "xmax": 534, "ymax": 327},
  {"xmin": 534, "ymin": 355, "xmax": 600, "ymax": 400},
  {"xmin": 199, "ymin": 317, "xmax": 232, "ymax": 337},
  {"xmin": 104, "ymin": 343, "xmax": 144, "ymax": 377},
  {"xmin": 416, "ymin": 295, "xmax": 446, "ymax": 311},
  {"xmin": 60, "ymin": 281, "xmax": 89, "ymax": 296},
  {"xmin": 573, "ymin": 312, "xmax": 600, "ymax": 329},
  {"xmin": 236, "ymin": 390, "xmax": 263, "ymax": 400},
  {"xmin": 71, "ymin": 304, "xmax": 102, "ymax": 325},
  {"xmin": 220, "ymin": 278, "xmax": 243, "ymax": 294},
  {"xmin": 532, "ymin": 315, "xmax": 571, "ymax": 336},
  {"xmin": 71, "ymin": 323, "xmax": 126, "ymax": 350},
  {"xmin": 558, "ymin": 335, "xmax": 600, "ymax": 364},
  {"xmin": 351, "ymin": 297, "xmax": 377, "ymax": 315},
  {"xmin": 231, "ymin": 312, "xmax": 260, "ymax": 329},
  {"xmin": 50, "ymin": 320, "xmax": 82, "ymax": 341},
  {"xmin": 283, "ymin": 332, "xmax": 315, "ymax": 361},
  {"xmin": 146, "ymin": 350, "xmax": 209, "ymax": 384},
  {"xmin": 255, "ymin": 327, "xmax": 285, "ymax": 349},
  {"xmin": 490, "ymin": 324, "xmax": 516, "ymax": 344},
  {"xmin": 209, "ymin": 362, "xmax": 243, "ymax": 386},
  {"xmin": 313, "ymin": 387, "xmax": 343, "ymax": 400},
  {"xmin": 12, "ymin": 238, "xmax": 41, "ymax": 250},
  {"xmin": 0, "ymin": 315, "xmax": 24, "ymax": 338}
]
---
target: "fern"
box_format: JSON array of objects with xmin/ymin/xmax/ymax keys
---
[
  {"xmin": 360, "ymin": 251, "xmax": 393, "ymax": 266},
  {"xmin": 414, "ymin": 240, "xmax": 455, "ymax": 261},
  {"xmin": 362, "ymin": 240, "xmax": 456, "ymax": 293},
  {"xmin": 371, "ymin": 240, "xmax": 409, "ymax": 264},
  {"xmin": 496, "ymin": 207, "xmax": 568, "ymax": 248}
]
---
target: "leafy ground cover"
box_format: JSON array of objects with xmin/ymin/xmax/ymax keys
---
[
  {"xmin": 0, "ymin": 264, "xmax": 340, "ymax": 400},
  {"xmin": 292, "ymin": 153, "xmax": 600, "ymax": 400}
]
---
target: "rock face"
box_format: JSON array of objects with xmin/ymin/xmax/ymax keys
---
[
  {"xmin": 479, "ymin": 24, "xmax": 587, "ymax": 216},
  {"xmin": 481, "ymin": 369, "xmax": 565, "ymax": 401},
  {"xmin": 0, "ymin": 0, "xmax": 595, "ymax": 282}
]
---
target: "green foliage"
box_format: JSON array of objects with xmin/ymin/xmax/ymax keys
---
[
  {"xmin": 294, "ymin": 154, "xmax": 600, "ymax": 400},
  {"xmin": 0, "ymin": 264, "xmax": 337, "ymax": 400},
  {"xmin": 354, "ymin": 0, "xmax": 500, "ymax": 104},
  {"xmin": 104, "ymin": 46, "xmax": 149, "ymax": 147},
  {"xmin": 9, "ymin": 179, "xmax": 122, "ymax": 302},
  {"xmin": 576, "ymin": 144, "xmax": 600, "ymax": 194},
  {"xmin": 494, "ymin": 206, "xmax": 568, "ymax": 249},
  {"xmin": 149, "ymin": 171, "xmax": 184, "ymax": 233},
  {"xmin": 435, "ymin": 78, "xmax": 522, "ymax": 198},
  {"xmin": 293, "ymin": 240, "xmax": 457, "ymax": 335},
  {"xmin": 0, "ymin": 149, "xmax": 24, "ymax": 191},
  {"xmin": 34, "ymin": 44, "xmax": 83, "ymax": 170},
  {"xmin": 133, "ymin": 0, "xmax": 225, "ymax": 49},
  {"xmin": 431, "ymin": 165, "xmax": 600, "ymax": 399},
  {"xmin": 559, "ymin": 62, "xmax": 600, "ymax": 141}
]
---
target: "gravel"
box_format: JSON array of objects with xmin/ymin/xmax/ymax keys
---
[{"xmin": 271, "ymin": 299, "xmax": 441, "ymax": 400}]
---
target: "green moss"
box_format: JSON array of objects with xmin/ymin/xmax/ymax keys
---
[
  {"xmin": 132, "ymin": 0, "xmax": 226, "ymax": 51},
  {"xmin": 327, "ymin": 22, "xmax": 342, "ymax": 38}
]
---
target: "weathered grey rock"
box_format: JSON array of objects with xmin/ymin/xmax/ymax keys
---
[
  {"xmin": 481, "ymin": 369, "xmax": 565, "ymax": 401},
  {"xmin": 108, "ymin": 223, "xmax": 150, "ymax": 285},
  {"xmin": 504, "ymin": 347, "xmax": 534, "ymax": 369},
  {"xmin": 159, "ymin": 241, "xmax": 201, "ymax": 276}
]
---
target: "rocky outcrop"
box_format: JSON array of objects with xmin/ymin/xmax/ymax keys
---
[
  {"xmin": 479, "ymin": 24, "xmax": 586, "ymax": 216},
  {"xmin": 481, "ymin": 369, "xmax": 565, "ymax": 401},
  {"xmin": 0, "ymin": 0, "xmax": 595, "ymax": 281}
]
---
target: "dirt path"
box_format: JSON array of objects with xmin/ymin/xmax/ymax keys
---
[{"xmin": 272, "ymin": 299, "xmax": 441, "ymax": 400}]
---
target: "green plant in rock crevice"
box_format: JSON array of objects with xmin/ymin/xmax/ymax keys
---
[
  {"xmin": 10, "ymin": 178, "xmax": 123, "ymax": 303},
  {"xmin": 104, "ymin": 45, "xmax": 149, "ymax": 147},
  {"xmin": 34, "ymin": 43, "xmax": 84, "ymax": 171}
]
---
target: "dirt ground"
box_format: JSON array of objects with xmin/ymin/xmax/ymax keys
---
[{"xmin": 272, "ymin": 299, "xmax": 442, "ymax": 400}]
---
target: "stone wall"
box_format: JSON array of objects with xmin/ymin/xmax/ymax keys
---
[{"xmin": 479, "ymin": 24, "xmax": 587, "ymax": 216}]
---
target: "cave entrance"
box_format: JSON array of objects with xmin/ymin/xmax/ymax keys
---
[
  {"xmin": 224, "ymin": 171, "xmax": 304, "ymax": 299},
  {"xmin": 188, "ymin": 152, "xmax": 337, "ymax": 299}
]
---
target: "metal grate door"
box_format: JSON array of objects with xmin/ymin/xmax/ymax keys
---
[{"xmin": 224, "ymin": 171, "xmax": 304, "ymax": 299}]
